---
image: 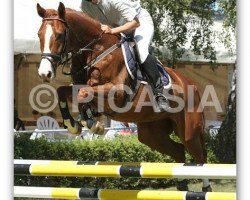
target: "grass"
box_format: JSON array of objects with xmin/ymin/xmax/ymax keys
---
[{"xmin": 165, "ymin": 179, "xmax": 236, "ymax": 192}]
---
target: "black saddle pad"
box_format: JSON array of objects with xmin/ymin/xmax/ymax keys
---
[{"xmin": 121, "ymin": 39, "xmax": 170, "ymax": 86}]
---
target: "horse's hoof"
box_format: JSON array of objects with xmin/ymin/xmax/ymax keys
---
[
  {"xmin": 202, "ymin": 185, "xmax": 212, "ymax": 192},
  {"xmin": 80, "ymin": 120, "xmax": 88, "ymax": 128},
  {"xmin": 80, "ymin": 120, "xmax": 105, "ymax": 135},
  {"xmin": 177, "ymin": 179, "xmax": 189, "ymax": 191},
  {"xmin": 90, "ymin": 121, "xmax": 105, "ymax": 135},
  {"xmin": 64, "ymin": 119, "xmax": 82, "ymax": 136}
]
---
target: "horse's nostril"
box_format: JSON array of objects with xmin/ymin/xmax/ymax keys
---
[
  {"xmin": 40, "ymin": 74, "xmax": 46, "ymax": 79},
  {"xmin": 47, "ymin": 71, "xmax": 52, "ymax": 79}
]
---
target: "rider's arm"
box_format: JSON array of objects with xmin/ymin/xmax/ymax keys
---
[
  {"xmin": 101, "ymin": 18, "xmax": 140, "ymax": 34},
  {"xmin": 101, "ymin": 0, "xmax": 141, "ymax": 34}
]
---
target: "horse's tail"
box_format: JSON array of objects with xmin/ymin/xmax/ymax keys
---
[
  {"xmin": 186, "ymin": 77, "xmax": 207, "ymax": 161},
  {"xmin": 196, "ymin": 86, "xmax": 207, "ymax": 161},
  {"xmin": 201, "ymin": 112, "xmax": 208, "ymax": 161},
  {"xmin": 201, "ymin": 109, "xmax": 206, "ymax": 146}
]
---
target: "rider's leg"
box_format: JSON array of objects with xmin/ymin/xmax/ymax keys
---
[
  {"xmin": 134, "ymin": 10, "xmax": 169, "ymax": 111},
  {"xmin": 140, "ymin": 54, "xmax": 169, "ymax": 111}
]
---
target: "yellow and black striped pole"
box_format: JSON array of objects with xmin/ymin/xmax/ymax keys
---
[
  {"xmin": 14, "ymin": 159, "xmax": 236, "ymax": 179},
  {"xmin": 14, "ymin": 186, "xmax": 236, "ymax": 200}
]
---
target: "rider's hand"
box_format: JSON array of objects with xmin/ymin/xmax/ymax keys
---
[{"xmin": 101, "ymin": 24, "xmax": 113, "ymax": 34}]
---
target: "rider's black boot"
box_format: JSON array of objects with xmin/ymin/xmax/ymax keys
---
[{"xmin": 141, "ymin": 54, "xmax": 169, "ymax": 111}]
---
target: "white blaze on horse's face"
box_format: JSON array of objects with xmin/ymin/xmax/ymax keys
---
[{"xmin": 38, "ymin": 24, "xmax": 55, "ymax": 82}]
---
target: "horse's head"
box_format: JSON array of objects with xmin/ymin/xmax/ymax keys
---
[{"xmin": 36, "ymin": 2, "xmax": 68, "ymax": 82}]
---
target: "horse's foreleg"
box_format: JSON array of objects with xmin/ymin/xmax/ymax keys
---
[
  {"xmin": 78, "ymin": 83, "xmax": 126, "ymax": 108},
  {"xmin": 78, "ymin": 102, "xmax": 104, "ymax": 135},
  {"xmin": 77, "ymin": 83, "xmax": 121, "ymax": 135},
  {"xmin": 57, "ymin": 86, "xmax": 82, "ymax": 135}
]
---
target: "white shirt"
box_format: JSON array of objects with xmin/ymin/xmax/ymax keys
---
[{"xmin": 81, "ymin": 0, "xmax": 141, "ymax": 27}]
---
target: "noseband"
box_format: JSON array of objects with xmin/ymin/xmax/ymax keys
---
[{"xmin": 41, "ymin": 18, "xmax": 69, "ymax": 71}]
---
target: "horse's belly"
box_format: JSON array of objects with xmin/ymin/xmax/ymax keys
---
[{"xmin": 108, "ymin": 108, "xmax": 171, "ymax": 123}]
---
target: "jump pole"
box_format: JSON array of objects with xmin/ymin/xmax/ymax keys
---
[
  {"xmin": 14, "ymin": 160, "xmax": 236, "ymax": 179},
  {"xmin": 14, "ymin": 186, "xmax": 236, "ymax": 200}
]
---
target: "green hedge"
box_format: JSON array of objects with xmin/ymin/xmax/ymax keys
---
[{"xmin": 14, "ymin": 134, "xmax": 217, "ymax": 190}]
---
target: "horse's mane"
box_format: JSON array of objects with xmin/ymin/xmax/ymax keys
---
[
  {"xmin": 65, "ymin": 8, "xmax": 101, "ymax": 28},
  {"xmin": 44, "ymin": 6, "xmax": 120, "ymax": 44},
  {"xmin": 44, "ymin": 7, "xmax": 101, "ymax": 34},
  {"xmin": 64, "ymin": 8, "xmax": 120, "ymax": 45}
]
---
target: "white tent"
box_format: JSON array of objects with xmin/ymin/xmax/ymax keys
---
[{"xmin": 14, "ymin": 0, "xmax": 82, "ymax": 54}]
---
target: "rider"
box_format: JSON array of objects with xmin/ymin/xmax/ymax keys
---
[{"xmin": 81, "ymin": 0, "xmax": 169, "ymax": 111}]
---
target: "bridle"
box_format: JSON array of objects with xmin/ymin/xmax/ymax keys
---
[
  {"xmin": 40, "ymin": 17, "xmax": 106, "ymax": 76},
  {"xmin": 40, "ymin": 17, "xmax": 70, "ymax": 72},
  {"xmin": 40, "ymin": 17, "xmax": 121, "ymax": 77}
]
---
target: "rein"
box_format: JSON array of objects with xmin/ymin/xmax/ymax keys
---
[
  {"xmin": 61, "ymin": 31, "xmax": 122, "ymax": 77},
  {"xmin": 40, "ymin": 17, "xmax": 122, "ymax": 77},
  {"xmin": 61, "ymin": 31, "xmax": 105, "ymax": 76},
  {"xmin": 84, "ymin": 42, "xmax": 121, "ymax": 70}
]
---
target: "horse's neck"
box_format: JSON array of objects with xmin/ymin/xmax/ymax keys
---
[
  {"xmin": 66, "ymin": 11, "xmax": 100, "ymax": 49},
  {"xmin": 66, "ymin": 10, "xmax": 126, "ymax": 85},
  {"xmin": 66, "ymin": 11, "xmax": 118, "ymax": 51}
]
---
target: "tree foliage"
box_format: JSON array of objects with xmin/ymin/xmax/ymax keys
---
[
  {"xmin": 218, "ymin": 0, "xmax": 236, "ymax": 30},
  {"xmin": 141, "ymin": 0, "xmax": 237, "ymax": 163},
  {"xmin": 217, "ymin": 0, "xmax": 236, "ymax": 54},
  {"xmin": 215, "ymin": 0, "xmax": 236, "ymax": 164},
  {"xmin": 141, "ymin": 0, "xmax": 236, "ymax": 66},
  {"xmin": 213, "ymin": 70, "xmax": 236, "ymax": 163}
]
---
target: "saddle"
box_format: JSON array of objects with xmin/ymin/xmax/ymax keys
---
[{"xmin": 120, "ymin": 35, "xmax": 171, "ymax": 100}]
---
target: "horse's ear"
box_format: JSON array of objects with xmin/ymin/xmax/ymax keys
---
[
  {"xmin": 58, "ymin": 2, "xmax": 66, "ymax": 20},
  {"xmin": 37, "ymin": 3, "xmax": 46, "ymax": 18}
]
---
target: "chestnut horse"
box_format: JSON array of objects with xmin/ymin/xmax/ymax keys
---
[{"xmin": 36, "ymin": 2, "xmax": 211, "ymax": 191}]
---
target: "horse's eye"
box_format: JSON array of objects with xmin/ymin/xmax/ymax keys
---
[{"xmin": 56, "ymin": 33, "xmax": 64, "ymax": 41}]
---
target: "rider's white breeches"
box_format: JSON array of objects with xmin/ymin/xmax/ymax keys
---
[{"xmin": 134, "ymin": 9, "xmax": 154, "ymax": 64}]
